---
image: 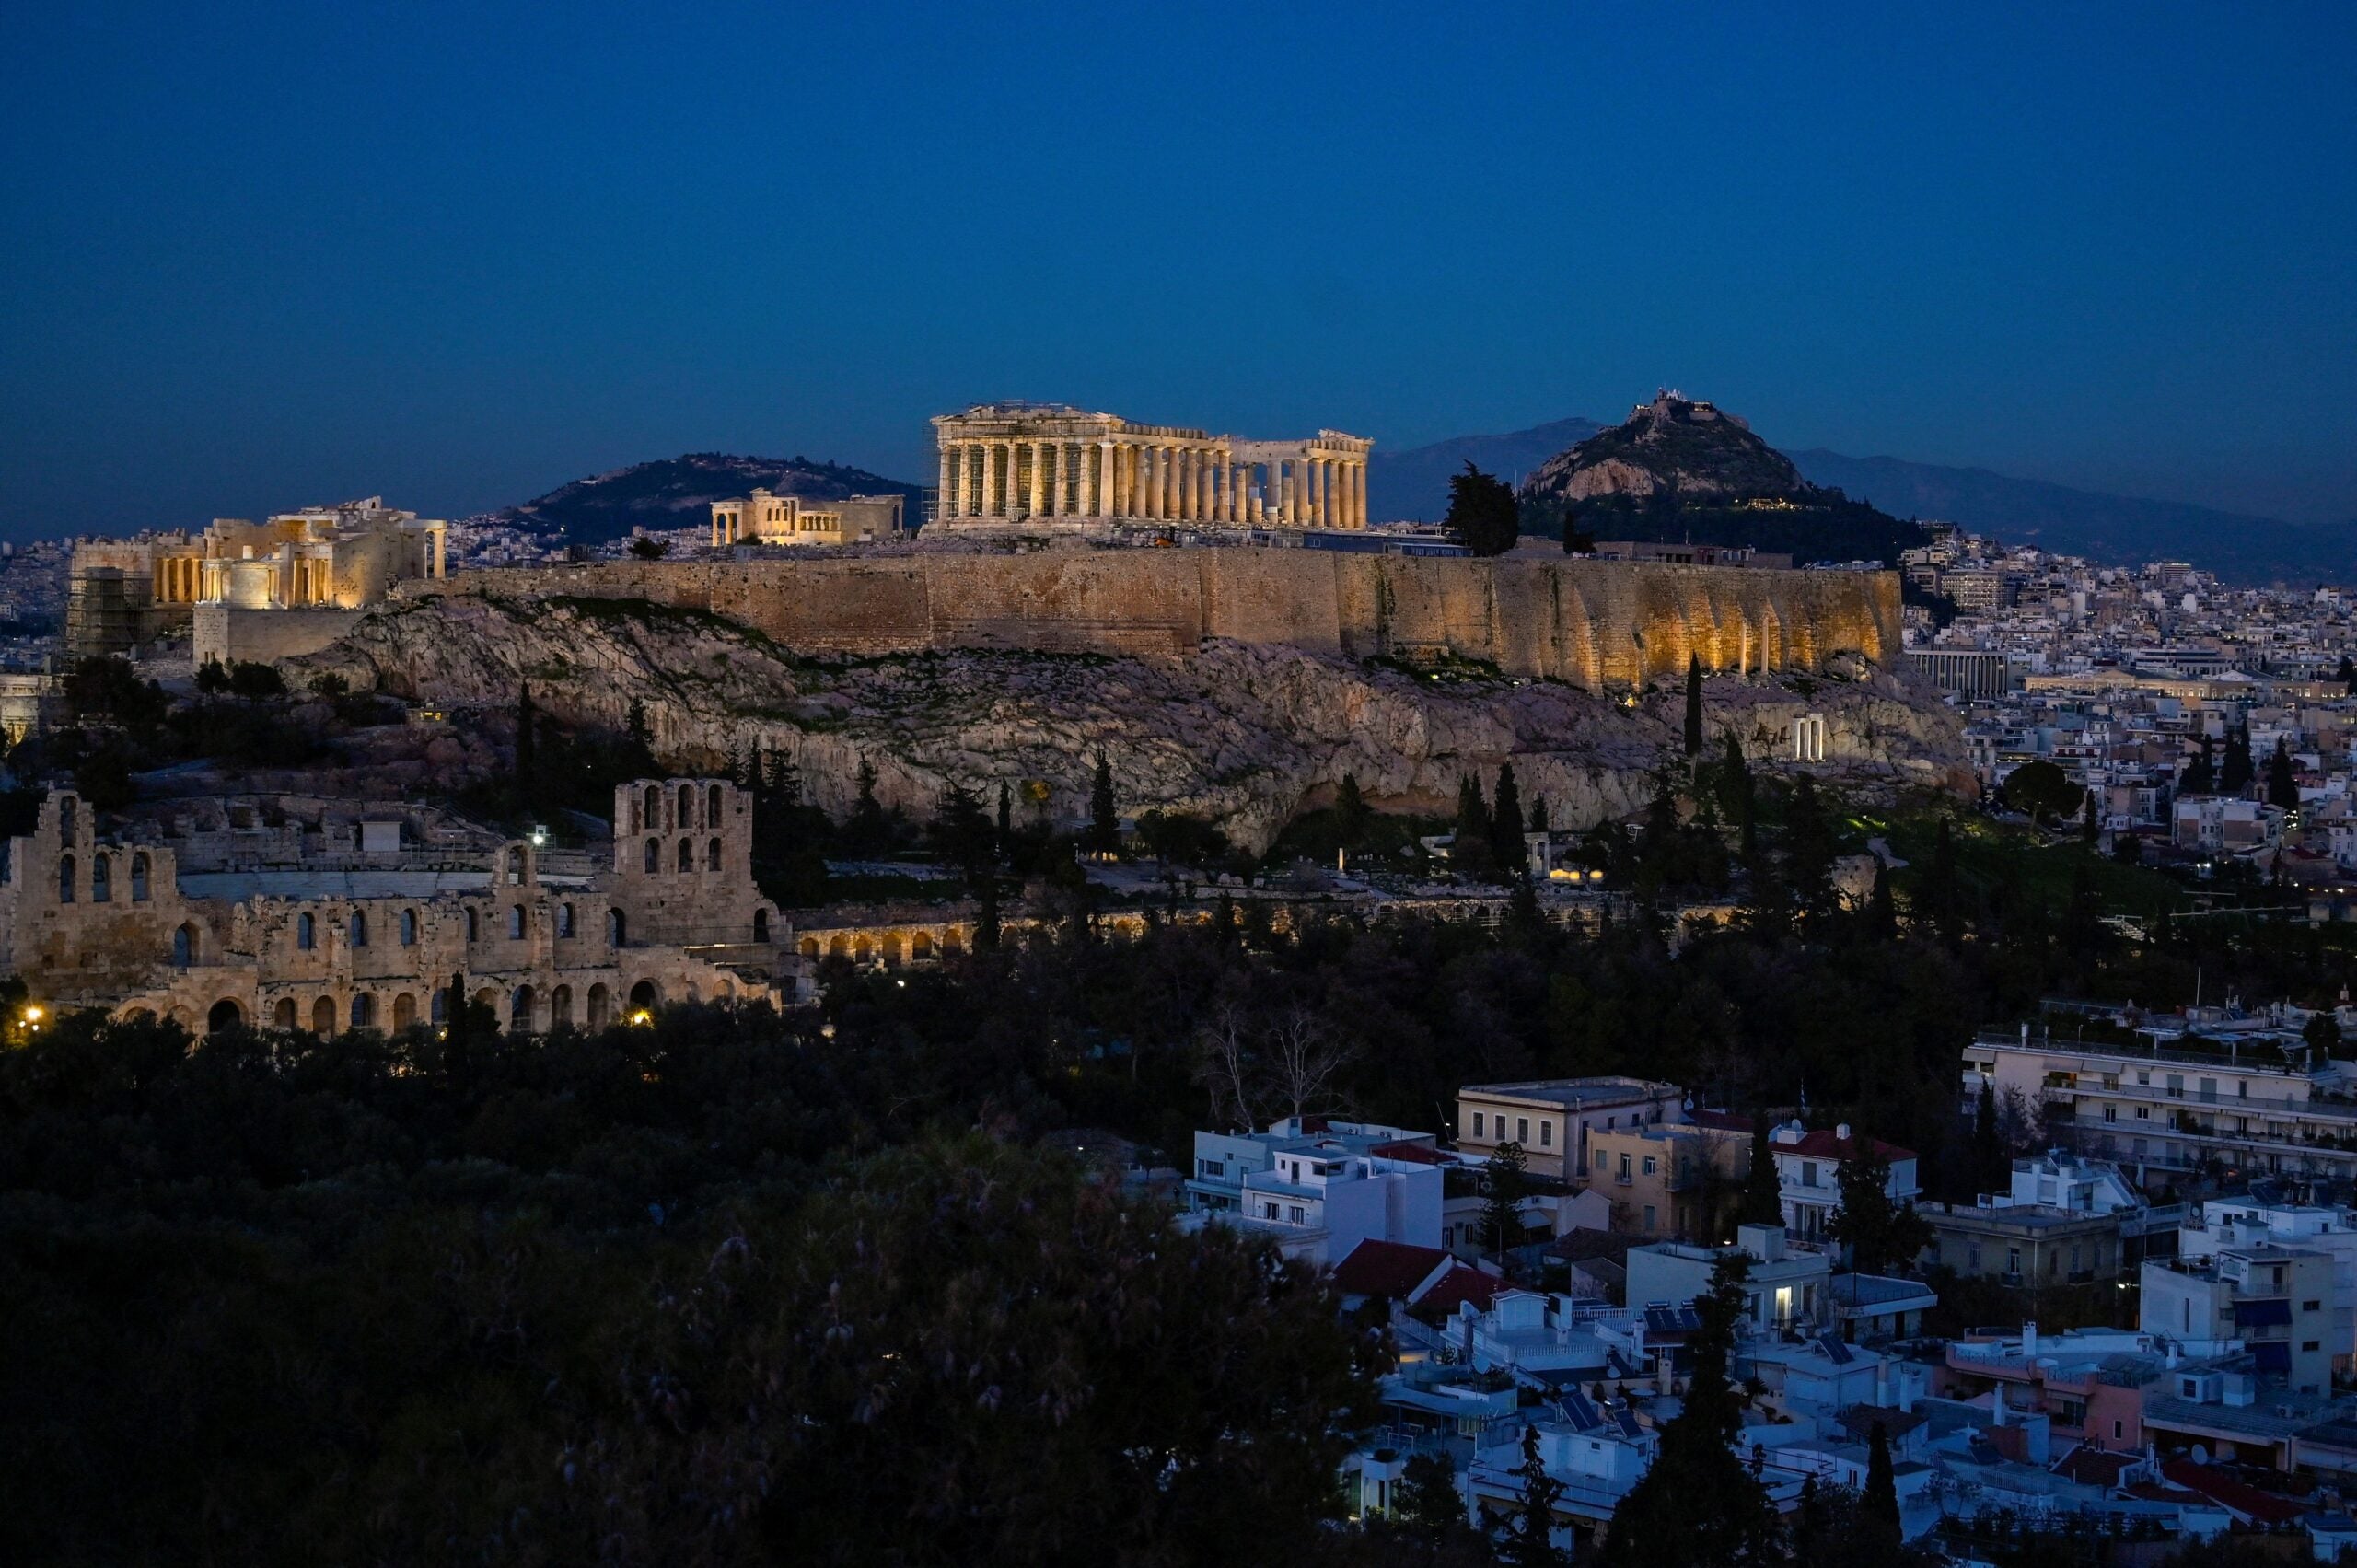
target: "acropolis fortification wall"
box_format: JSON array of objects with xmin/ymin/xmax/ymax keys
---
[{"xmin": 401, "ymin": 551, "xmax": 1899, "ymax": 688}]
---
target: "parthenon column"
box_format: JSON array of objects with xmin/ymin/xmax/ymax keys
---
[
  {"xmin": 937, "ymin": 447, "xmax": 953, "ymax": 521},
  {"xmin": 1280, "ymin": 459, "xmax": 1297, "ymax": 525},
  {"xmin": 1172, "ymin": 449, "xmax": 1189, "ymax": 520},
  {"xmin": 1028, "ymin": 441, "xmax": 1046, "ymax": 517},
  {"xmin": 1184, "ymin": 449, "xmax": 1201, "ymax": 520}
]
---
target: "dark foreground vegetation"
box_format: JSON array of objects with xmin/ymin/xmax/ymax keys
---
[{"xmin": 5, "ymin": 691, "xmax": 2353, "ymax": 1564}]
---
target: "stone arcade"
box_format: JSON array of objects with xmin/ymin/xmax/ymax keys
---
[
  {"xmin": 931, "ymin": 402, "xmax": 1373, "ymax": 528},
  {"xmin": 0, "ymin": 780, "xmax": 808, "ymax": 1035}
]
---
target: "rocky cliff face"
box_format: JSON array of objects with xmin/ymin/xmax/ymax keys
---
[{"xmin": 299, "ymin": 592, "xmax": 1966, "ymax": 851}]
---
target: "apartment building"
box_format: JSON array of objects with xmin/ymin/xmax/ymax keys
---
[
  {"xmin": 2179, "ymin": 1198, "xmax": 2357, "ymax": 1374},
  {"xmin": 1185, "ymin": 1116, "xmax": 1445, "ymax": 1265},
  {"xmin": 2142, "ymin": 1246, "xmax": 2335, "ymax": 1396},
  {"xmin": 1767, "ymin": 1120, "xmax": 1921, "ymax": 1242},
  {"xmin": 1456, "ymin": 1078, "xmax": 1684, "ymax": 1180},
  {"xmin": 1626, "ymin": 1224, "xmax": 1832, "ymax": 1335},
  {"xmin": 1585, "ymin": 1118, "xmax": 1749, "ymax": 1241},
  {"xmin": 1963, "ymin": 1025, "xmax": 2357, "ymax": 1189},
  {"xmin": 1921, "ymin": 1151, "xmax": 2176, "ymax": 1286}
]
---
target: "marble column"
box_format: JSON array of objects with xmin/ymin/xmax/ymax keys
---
[
  {"xmin": 937, "ymin": 447, "xmax": 952, "ymax": 521},
  {"xmin": 1171, "ymin": 449, "xmax": 1187, "ymax": 520},
  {"xmin": 1028, "ymin": 441, "xmax": 1046, "ymax": 517}
]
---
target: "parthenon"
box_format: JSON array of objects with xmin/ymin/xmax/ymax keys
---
[{"xmin": 931, "ymin": 402, "xmax": 1373, "ymax": 528}]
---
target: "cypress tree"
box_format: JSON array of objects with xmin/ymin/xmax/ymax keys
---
[
  {"xmin": 1739, "ymin": 1117, "xmax": 1782, "ymax": 1230},
  {"xmin": 2081, "ymin": 787, "xmax": 2100, "ymax": 841},
  {"xmin": 1600, "ymin": 1253, "xmax": 1782, "ymax": 1567},
  {"xmin": 2181, "ymin": 734, "xmax": 2216, "ymax": 796},
  {"xmin": 1335, "ymin": 772, "xmax": 1369, "ymax": 849},
  {"xmin": 514, "ymin": 683, "xmax": 537, "ymax": 804},
  {"xmin": 1496, "ymin": 1423, "xmax": 1569, "ymax": 1568},
  {"xmin": 1453, "ymin": 773, "xmax": 1492, "ymax": 877},
  {"xmin": 2222, "ymin": 724, "xmax": 2255, "ymax": 795},
  {"xmin": 1683, "ymin": 654, "xmax": 1703, "ymax": 756},
  {"xmin": 1484, "ymin": 1140, "xmax": 1529, "ymax": 1256},
  {"xmin": 2341, "ymin": 656, "xmax": 2356, "ymax": 696},
  {"xmin": 2268, "ymin": 738, "xmax": 2302, "ymax": 811},
  {"xmin": 995, "ymin": 781, "xmax": 1012, "ymax": 843},
  {"xmin": 1864, "ymin": 862, "xmax": 1898, "ymax": 941},
  {"xmin": 1088, "ymin": 753, "xmax": 1119, "ymax": 854},
  {"xmin": 1491, "ymin": 762, "xmax": 1526, "ymax": 870},
  {"xmin": 1862, "ymin": 1421, "xmax": 1902, "ymax": 1554},
  {"xmin": 1528, "ymin": 795, "xmax": 1549, "ymax": 834}
]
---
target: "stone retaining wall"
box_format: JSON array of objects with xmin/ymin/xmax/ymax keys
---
[{"xmin": 402, "ymin": 551, "xmax": 1898, "ymax": 687}]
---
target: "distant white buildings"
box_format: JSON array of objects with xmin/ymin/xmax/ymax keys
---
[{"xmin": 1182, "ymin": 1115, "xmax": 1445, "ymax": 1265}]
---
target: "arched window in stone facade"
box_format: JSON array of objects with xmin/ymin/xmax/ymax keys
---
[
  {"xmin": 644, "ymin": 837, "xmax": 660, "ymax": 874},
  {"xmin": 349, "ymin": 910, "xmax": 367, "ymax": 947},
  {"xmin": 753, "ymin": 909, "xmax": 770, "ymax": 944},
  {"xmin": 586, "ymin": 983, "xmax": 610, "ymax": 1028},
  {"xmin": 430, "ymin": 989, "xmax": 447, "ymax": 1026},
  {"xmin": 351, "ymin": 993, "xmax": 376, "ymax": 1029},
  {"xmin": 391, "ymin": 993, "xmax": 416, "ymax": 1030},
  {"xmin": 506, "ymin": 847, "xmax": 526, "ymax": 885},
  {"xmin": 173, "ymin": 923, "xmax": 194, "ymax": 969},
  {"xmin": 676, "ymin": 837, "xmax": 692, "ymax": 873},
  {"xmin": 297, "ymin": 912, "xmax": 316, "ymax": 949},
  {"xmin": 400, "ymin": 908, "xmax": 417, "ymax": 946},
  {"xmin": 678, "ymin": 784, "xmax": 695, "ymax": 826},
  {"xmin": 607, "ymin": 909, "xmax": 625, "ymax": 947},
  {"xmin": 708, "ymin": 784, "xmax": 724, "ymax": 823},
  {"xmin": 57, "ymin": 854, "xmax": 74, "ymax": 903},
  {"xmin": 644, "ymin": 784, "xmax": 662, "ymax": 827},
  {"xmin": 130, "ymin": 853, "xmax": 149, "ymax": 901},
  {"xmin": 551, "ymin": 985, "xmax": 573, "ymax": 1029},
  {"xmin": 273, "ymin": 998, "xmax": 296, "ymax": 1028},
  {"xmin": 706, "ymin": 836, "xmax": 722, "ymax": 871},
  {"xmin": 90, "ymin": 854, "xmax": 110, "ymax": 903},
  {"xmin": 312, "ymin": 996, "xmax": 334, "ymax": 1034},
  {"xmin": 558, "ymin": 903, "xmax": 575, "ymax": 938},
  {"xmin": 464, "ymin": 907, "xmax": 479, "ymax": 942},
  {"xmin": 510, "ymin": 985, "xmax": 535, "ymax": 1032},
  {"xmin": 507, "ymin": 904, "xmax": 525, "ymax": 939}
]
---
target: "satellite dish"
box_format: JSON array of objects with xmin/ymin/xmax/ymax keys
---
[{"xmin": 2191, "ymin": 1444, "xmax": 2211, "ymax": 1466}]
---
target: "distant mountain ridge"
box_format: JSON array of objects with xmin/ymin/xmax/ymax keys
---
[
  {"xmin": 482, "ymin": 452, "xmax": 925, "ymax": 545},
  {"xmin": 1372, "ymin": 415, "xmax": 2332, "ymax": 585}
]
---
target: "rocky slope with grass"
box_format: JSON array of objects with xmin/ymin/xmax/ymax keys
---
[{"xmin": 296, "ymin": 590, "xmax": 1967, "ymax": 851}]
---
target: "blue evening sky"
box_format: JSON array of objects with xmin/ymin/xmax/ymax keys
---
[{"xmin": 4, "ymin": 1, "xmax": 2353, "ymax": 537}]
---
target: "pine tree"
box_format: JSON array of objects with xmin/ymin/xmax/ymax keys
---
[
  {"xmin": 1717, "ymin": 729, "xmax": 1756, "ymax": 854},
  {"xmin": 1490, "ymin": 762, "xmax": 1526, "ymax": 870},
  {"xmin": 1496, "ymin": 1423, "xmax": 1569, "ymax": 1568},
  {"xmin": 514, "ymin": 682, "xmax": 538, "ymax": 805},
  {"xmin": 1683, "ymin": 654, "xmax": 1704, "ymax": 756},
  {"xmin": 1739, "ymin": 1118, "xmax": 1782, "ymax": 1229},
  {"xmin": 2080, "ymin": 787, "xmax": 2100, "ymax": 841},
  {"xmin": 1088, "ymin": 752, "xmax": 1119, "ymax": 854},
  {"xmin": 1507, "ymin": 870, "xmax": 1546, "ymax": 947},
  {"xmin": 2268, "ymin": 738, "xmax": 2302, "ymax": 812},
  {"xmin": 1442, "ymin": 462, "xmax": 1519, "ymax": 557},
  {"xmin": 1782, "ymin": 776, "xmax": 1835, "ymax": 925}
]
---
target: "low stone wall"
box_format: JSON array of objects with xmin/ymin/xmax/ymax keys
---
[
  {"xmin": 195, "ymin": 604, "xmax": 366, "ymax": 668},
  {"xmin": 402, "ymin": 550, "xmax": 1899, "ymax": 689}
]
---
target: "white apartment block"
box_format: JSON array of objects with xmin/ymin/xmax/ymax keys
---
[
  {"xmin": 1964, "ymin": 1027, "xmax": 2357, "ymax": 1189},
  {"xmin": 1184, "ymin": 1116, "xmax": 1445, "ymax": 1266}
]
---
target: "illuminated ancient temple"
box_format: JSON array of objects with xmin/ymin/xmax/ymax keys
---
[{"xmin": 930, "ymin": 402, "xmax": 1373, "ymax": 528}]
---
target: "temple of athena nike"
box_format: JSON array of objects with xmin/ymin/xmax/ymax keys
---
[{"xmin": 931, "ymin": 402, "xmax": 1373, "ymax": 529}]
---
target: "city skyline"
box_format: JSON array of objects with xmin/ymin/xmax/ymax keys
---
[{"xmin": 4, "ymin": 2, "xmax": 2355, "ymax": 540}]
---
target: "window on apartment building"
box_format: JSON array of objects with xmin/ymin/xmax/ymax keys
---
[
  {"xmin": 1287, "ymin": 1205, "xmax": 1306, "ymax": 1224},
  {"xmin": 2114, "ymin": 1421, "xmax": 2124, "ymax": 1441},
  {"xmin": 2135, "ymin": 1107, "xmax": 2150, "ymax": 1121},
  {"xmin": 1643, "ymin": 1156, "xmax": 1657, "ymax": 1176},
  {"xmin": 2305, "ymin": 1300, "xmax": 2322, "ymax": 1312},
  {"xmin": 1261, "ymin": 1203, "xmax": 1277, "ymax": 1221},
  {"xmin": 1619, "ymin": 1154, "xmax": 1631, "ymax": 1180},
  {"xmin": 2104, "ymin": 1107, "xmax": 2117, "ymax": 1123},
  {"xmin": 1801, "ymin": 1161, "xmax": 1818, "ymax": 1188},
  {"xmin": 2307, "ymin": 1341, "xmax": 2324, "ymax": 1353},
  {"xmin": 1472, "ymin": 1112, "xmax": 1484, "ymax": 1138},
  {"xmin": 1539, "ymin": 1122, "xmax": 1552, "ymax": 1147},
  {"xmin": 2007, "ymin": 1247, "xmax": 2022, "ymax": 1275},
  {"xmin": 1199, "ymin": 1159, "xmax": 1224, "ymax": 1179},
  {"xmin": 1516, "ymin": 1118, "xmax": 1529, "ymax": 1144}
]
